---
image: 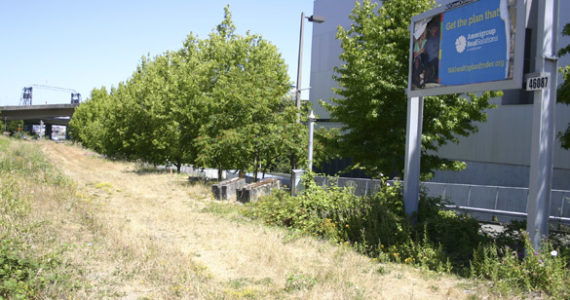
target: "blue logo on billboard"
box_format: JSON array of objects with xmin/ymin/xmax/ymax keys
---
[{"xmin": 455, "ymin": 35, "xmax": 467, "ymax": 53}]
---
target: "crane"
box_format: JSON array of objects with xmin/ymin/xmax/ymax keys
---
[{"xmin": 20, "ymin": 84, "xmax": 81, "ymax": 106}]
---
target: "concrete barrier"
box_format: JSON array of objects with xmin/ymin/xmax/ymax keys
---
[
  {"xmin": 237, "ymin": 178, "xmax": 280, "ymax": 203},
  {"xmin": 212, "ymin": 177, "xmax": 246, "ymax": 201}
]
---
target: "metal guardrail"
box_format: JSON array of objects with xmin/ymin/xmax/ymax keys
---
[
  {"xmin": 444, "ymin": 205, "xmax": 570, "ymax": 223},
  {"xmin": 423, "ymin": 181, "xmax": 570, "ymax": 224},
  {"xmin": 310, "ymin": 176, "xmax": 570, "ymax": 223}
]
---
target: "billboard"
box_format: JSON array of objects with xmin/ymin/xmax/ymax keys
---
[{"xmin": 407, "ymin": 0, "xmax": 525, "ymax": 97}]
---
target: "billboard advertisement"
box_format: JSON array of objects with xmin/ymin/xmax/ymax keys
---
[{"xmin": 408, "ymin": 0, "xmax": 525, "ymax": 97}]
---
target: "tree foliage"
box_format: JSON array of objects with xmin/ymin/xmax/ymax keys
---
[
  {"xmin": 69, "ymin": 6, "xmax": 304, "ymax": 179},
  {"xmin": 323, "ymin": 0, "xmax": 499, "ymax": 179},
  {"xmin": 193, "ymin": 7, "xmax": 299, "ymax": 179},
  {"xmin": 3, "ymin": 120, "xmax": 24, "ymax": 134},
  {"xmin": 558, "ymin": 22, "xmax": 570, "ymax": 149}
]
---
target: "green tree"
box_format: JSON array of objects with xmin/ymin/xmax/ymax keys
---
[
  {"xmin": 4, "ymin": 120, "xmax": 23, "ymax": 134},
  {"xmin": 244, "ymin": 101, "xmax": 307, "ymax": 181},
  {"xmin": 558, "ymin": 22, "xmax": 570, "ymax": 149},
  {"xmin": 195, "ymin": 6, "xmax": 293, "ymax": 180},
  {"xmin": 69, "ymin": 87, "xmax": 111, "ymax": 152},
  {"xmin": 323, "ymin": 0, "xmax": 498, "ymax": 179},
  {"xmin": 124, "ymin": 52, "xmax": 183, "ymax": 168},
  {"xmin": 171, "ymin": 35, "xmax": 210, "ymax": 170}
]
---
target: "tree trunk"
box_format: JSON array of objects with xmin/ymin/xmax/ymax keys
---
[
  {"xmin": 218, "ymin": 167, "xmax": 223, "ymax": 181},
  {"xmin": 262, "ymin": 167, "xmax": 267, "ymax": 179},
  {"xmin": 176, "ymin": 161, "xmax": 182, "ymax": 173},
  {"xmin": 253, "ymin": 157, "xmax": 259, "ymax": 182},
  {"xmin": 262, "ymin": 156, "xmax": 271, "ymax": 180}
]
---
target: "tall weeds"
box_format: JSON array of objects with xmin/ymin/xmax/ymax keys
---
[
  {"xmin": 243, "ymin": 172, "xmax": 570, "ymax": 298},
  {"xmin": 0, "ymin": 137, "xmax": 80, "ymax": 298}
]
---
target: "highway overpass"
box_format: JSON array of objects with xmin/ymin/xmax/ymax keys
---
[
  {"xmin": 1, "ymin": 103, "xmax": 78, "ymax": 126},
  {"xmin": 1, "ymin": 103, "xmax": 79, "ymax": 138}
]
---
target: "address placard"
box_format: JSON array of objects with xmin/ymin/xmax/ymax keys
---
[{"xmin": 526, "ymin": 73, "xmax": 550, "ymax": 91}]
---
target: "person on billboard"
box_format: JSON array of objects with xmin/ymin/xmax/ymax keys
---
[
  {"xmin": 423, "ymin": 17, "xmax": 441, "ymax": 85},
  {"xmin": 412, "ymin": 21, "xmax": 428, "ymax": 88}
]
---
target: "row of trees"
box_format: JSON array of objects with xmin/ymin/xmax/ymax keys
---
[{"xmin": 69, "ymin": 7, "xmax": 307, "ymax": 180}]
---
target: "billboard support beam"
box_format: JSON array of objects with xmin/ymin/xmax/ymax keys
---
[
  {"xmin": 403, "ymin": 96, "xmax": 424, "ymax": 221},
  {"xmin": 526, "ymin": 0, "xmax": 559, "ymax": 250}
]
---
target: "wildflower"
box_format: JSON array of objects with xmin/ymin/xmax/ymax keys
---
[
  {"xmin": 550, "ymin": 250, "xmax": 558, "ymax": 257},
  {"xmin": 534, "ymin": 251, "xmax": 539, "ymax": 256},
  {"xmin": 539, "ymin": 259, "xmax": 543, "ymax": 264}
]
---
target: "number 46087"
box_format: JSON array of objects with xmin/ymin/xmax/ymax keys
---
[{"xmin": 526, "ymin": 75, "xmax": 549, "ymax": 91}]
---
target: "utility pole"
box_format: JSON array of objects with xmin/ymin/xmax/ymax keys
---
[{"xmin": 296, "ymin": 12, "xmax": 305, "ymax": 123}]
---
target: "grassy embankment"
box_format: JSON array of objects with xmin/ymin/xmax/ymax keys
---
[{"xmin": 1, "ymin": 136, "xmax": 490, "ymax": 299}]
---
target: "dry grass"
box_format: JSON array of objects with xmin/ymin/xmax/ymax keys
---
[{"xmin": 15, "ymin": 139, "xmax": 493, "ymax": 299}]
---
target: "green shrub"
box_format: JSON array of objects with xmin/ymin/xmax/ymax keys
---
[
  {"xmin": 471, "ymin": 232, "xmax": 569, "ymax": 298},
  {"xmin": 395, "ymin": 227, "xmax": 452, "ymax": 272},
  {"xmin": 418, "ymin": 208, "xmax": 484, "ymax": 273},
  {"xmin": 243, "ymin": 175, "xmax": 411, "ymax": 248},
  {"xmin": 241, "ymin": 189, "xmax": 303, "ymax": 227},
  {"xmin": 244, "ymin": 175, "xmax": 453, "ymax": 264},
  {"xmin": 325, "ymin": 180, "xmax": 410, "ymax": 256},
  {"xmin": 0, "ymin": 238, "xmax": 64, "ymax": 299},
  {"xmin": 242, "ymin": 186, "xmax": 342, "ymax": 240}
]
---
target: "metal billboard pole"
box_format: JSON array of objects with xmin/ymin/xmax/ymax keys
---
[
  {"xmin": 526, "ymin": 0, "xmax": 559, "ymax": 249},
  {"xmin": 403, "ymin": 96, "xmax": 424, "ymax": 221}
]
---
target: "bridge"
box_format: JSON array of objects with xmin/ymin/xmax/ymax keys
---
[{"xmin": 1, "ymin": 103, "xmax": 79, "ymax": 138}]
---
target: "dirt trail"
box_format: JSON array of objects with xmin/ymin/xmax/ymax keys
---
[{"xmin": 40, "ymin": 141, "xmax": 479, "ymax": 299}]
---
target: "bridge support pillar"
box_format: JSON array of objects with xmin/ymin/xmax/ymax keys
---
[
  {"xmin": 23, "ymin": 121, "xmax": 33, "ymax": 135},
  {"xmin": 65, "ymin": 125, "xmax": 72, "ymax": 140},
  {"xmin": 45, "ymin": 124, "xmax": 52, "ymax": 140}
]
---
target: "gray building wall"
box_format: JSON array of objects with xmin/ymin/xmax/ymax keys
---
[
  {"xmin": 432, "ymin": 101, "xmax": 570, "ymax": 190},
  {"xmin": 309, "ymin": 0, "xmax": 570, "ymax": 189},
  {"xmin": 309, "ymin": 0, "xmax": 359, "ymax": 119}
]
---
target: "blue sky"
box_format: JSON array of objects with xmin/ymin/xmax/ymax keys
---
[{"xmin": 0, "ymin": 0, "xmax": 317, "ymax": 106}]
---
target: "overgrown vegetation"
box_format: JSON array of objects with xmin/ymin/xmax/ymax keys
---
[
  {"xmin": 242, "ymin": 174, "xmax": 570, "ymax": 298},
  {"xmin": 2, "ymin": 120, "xmax": 24, "ymax": 135},
  {"xmin": 0, "ymin": 137, "xmax": 81, "ymax": 298},
  {"xmin": 471, "ymin": 232, "xmax": 568, "ymax": 297}
]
